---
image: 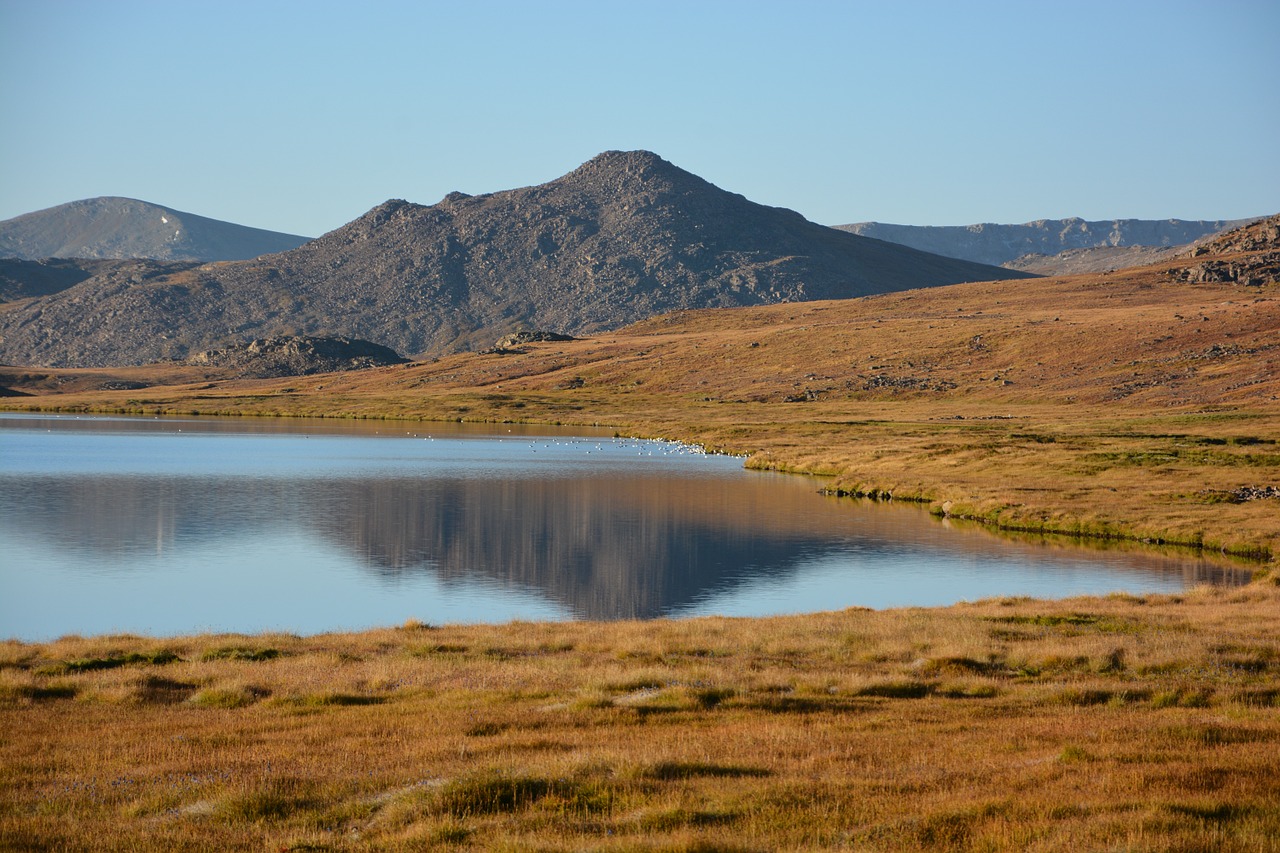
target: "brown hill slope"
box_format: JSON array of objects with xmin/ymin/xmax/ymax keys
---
[{"xmin": 0, "ymin": 151, "xmax": 1028, "ymax": 367}]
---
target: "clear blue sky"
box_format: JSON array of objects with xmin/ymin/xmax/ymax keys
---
[{"xmin": 2, "ymin": 0, "xmax": 1276, "ymax": 237}]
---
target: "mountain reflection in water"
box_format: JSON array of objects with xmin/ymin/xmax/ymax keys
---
[{"xmin": 0, "ymin": 414, "xmax": 1251, "ymax": 638}]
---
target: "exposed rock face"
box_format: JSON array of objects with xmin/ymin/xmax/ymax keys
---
[
  {"xmin": 1171, "ymin": 214, "xmax": 1280, "ymax": 287},
  {"xmin": 187, "ymin": 336, "xmax": 408, "ymax": 378},
  {"xmin": 836, "ymin": 217, "xmax": 1257, "ymax": 268},
  {"xmin": 0, "ymin": 151, "xmax": 1029, "ymax": 368},
  {"xmin": 0, "ymin": 197, "xmax": 311, "ymax": 262},
  {"xmin": 1188, "ymin": 213, "xmax": 1280, "ymax": 256}
]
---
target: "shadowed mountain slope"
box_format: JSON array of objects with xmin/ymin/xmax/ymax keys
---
[
  {"xmin": 0, "ymin": 151, "xmax": 1029, "ymax": 367},
  {"xmin": 0, "ymin": 258, "xmax": 139, "ymax": 302},
  {"xmin": 0, "ymin": 197, "xmax": 311, "ymax": 262}
]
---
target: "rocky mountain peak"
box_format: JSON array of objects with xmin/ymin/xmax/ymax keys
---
[
  {"xmin": 560, "ymin": 149, "xmax": 716, "ymax": 200},
  {"xmin": 0, "ymin": 151, "xmax": 1032, "ymax": 368},
  {"xmin": 574, "ymin": 149, "xmax": 676, "ymax": 177}
]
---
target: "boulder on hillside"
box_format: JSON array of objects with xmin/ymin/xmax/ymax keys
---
[
  {"xmin": 492, "ymin": 330, "xmax": 577, "ymax": 352},
  {"xmin": 187, "ymin": 336, "xmax": 408, "ymax": 378}
]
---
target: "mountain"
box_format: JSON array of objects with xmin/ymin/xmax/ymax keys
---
[
  {"xmin": 0, "ymin": 197, "xmax": 312, "ymax": 262},
  {"xmin": 835, "ymin": 217, "xmax": 1257, "ymax": 269},
  {"xmin": 1000, "ymin": 244, "xmax": 1184, "ymax": 276},
  {"xmin": 0, "ymin": 151, "xmax": 1030, "ymax": 368}
]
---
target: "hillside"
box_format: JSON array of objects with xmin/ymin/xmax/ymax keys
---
[
  {"xmin": 1001, "ymin": 244, "xmax": 1183, "ymax": 275},
  {"xmin": 837, "ymin": 216, "xmax": 1256, "ymax": 269},
  {"xmin": 0, "ymin": 197, "xmax": 311, "ymax": 262},
  {"xmin": 0, "ymin": 151, "xmax": 1029, "ymax": 367},
  {"xmin": 0, "ymin": 257, "xmax": 137, "ymax": 302}
]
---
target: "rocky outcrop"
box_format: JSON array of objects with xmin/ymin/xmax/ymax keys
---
[
  {"xmin": 1174, "ymin": 258, "xmax": 1279, "ymax": 286},
  {"xmin": 1171, "ymin": 215, "xmax": 1280, "ymax": 287},
  {"xmin": 187, "ymin": 335, "xmax": 408, "ymax": 378},
  {"xmin": 1188, "ymin": 214, "xmax": 1280, "ymax": 257},
  {"xmin": 492, "ymin": 330, "xmax": 577, "ymax": 351}
]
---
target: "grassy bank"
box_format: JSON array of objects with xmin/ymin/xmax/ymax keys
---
[{"xmin": 4, "ymin": 582, "xmax": 1280, "ymax": 851}]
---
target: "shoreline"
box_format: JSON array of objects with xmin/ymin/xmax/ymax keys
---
[{"xmin": 6, "ymin": 397, "xmax": 1278, "ymax": 572}]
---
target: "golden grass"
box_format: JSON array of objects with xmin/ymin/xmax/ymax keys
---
[
  {"xmin": 3, "ymin": 584, "xmax": 1279, "ymax": 850},
  {"xmin": 2, "ymin": 258, "xmax": 1278, "ymax": 849}
]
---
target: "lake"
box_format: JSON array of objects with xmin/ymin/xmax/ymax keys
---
[{"xmin": 0, "ymin": 412, "xmax": 1248, "ymax": 641}]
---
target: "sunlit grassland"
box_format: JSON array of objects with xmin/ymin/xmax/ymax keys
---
[
  {"xmin": 2, "ymin": 264, "xmax": 1278, "ymax": 849},
  {"xmin": 3, "ymin": 582, "xmax": 1279, "ymax": 851}
]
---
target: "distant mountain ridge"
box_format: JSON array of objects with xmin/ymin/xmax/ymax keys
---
[
  {"xmin": 0, "ymin": 150, "xmax": 1030, "ymax": 368},
  {"xmin": 836, "ymin": 217, "xmax": 1257, "ymax": 269},
  {"xmin": 0, "ymin": 197, "xmax": 312, "ymax": 262}
]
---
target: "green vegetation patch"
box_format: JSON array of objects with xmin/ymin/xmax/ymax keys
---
[
  {"xmin": 636, "ymin": 807, "xmax": 740, "ymax": 831},
  {"xmin": 1232, "ymin": 688, "xmax": 1280, "ymax": 707},
  {"xmin": 641, "ymin": 761, "xmax": 771, "ymax": 781},
  {"xmin": 43, "ymin": 649, "xmax": 181, "ymax": 675},
  {"xmin": 407, "ymin": 643, "xmax": 469, "ymax": 656},
  {"xmin": 190, "ymin": 686, "xmax": 271, "ymax": 709},
  {"xmin": 1152, "ymin": 687, "xmax": 1214, "ymax": 708},
  {"xmin": 1084, "ymin": 448, "xmax": 1280, "ymax": 468},
  {"xmin": 854, "ymin": 680, "xmax": 935, "ymax": 699},
  {"xmin": 200, "ymin": 646, "xmax": 282, "ymax": 663},
  {"xmin": 0, "ymin": 683, "xmax": 78, "ymax": 702},
  {"xmin": 435, "ymin": 771, "xmax": 615, "ymax": 817},
  {"xmin": 1051, "ymin": 688, "xmax": 1114, "ymax": 706},
  {"xmin": 215, "ymin": 778, "xmax": 318, "ymax": 823},
  {"xmin": 988, "ymin": 612, "xmax": 1144, "ymax": 634},
  {"xmin": 275, "ymin": 692, "xmax": 387, "ymax": 710},
  {"xmin": 915, "ymin": 656, "xmax": 1008, "ymax": 677}
]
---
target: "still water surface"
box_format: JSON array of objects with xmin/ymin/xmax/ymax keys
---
[{"xmin": 0, "ymin": 413, "xmax": 1246, "ymax": 640}]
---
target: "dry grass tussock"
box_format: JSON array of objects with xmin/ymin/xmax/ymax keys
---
[{"xmin": 3, "ymin": 583, "xmax": 1280, "ymax": 851}]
